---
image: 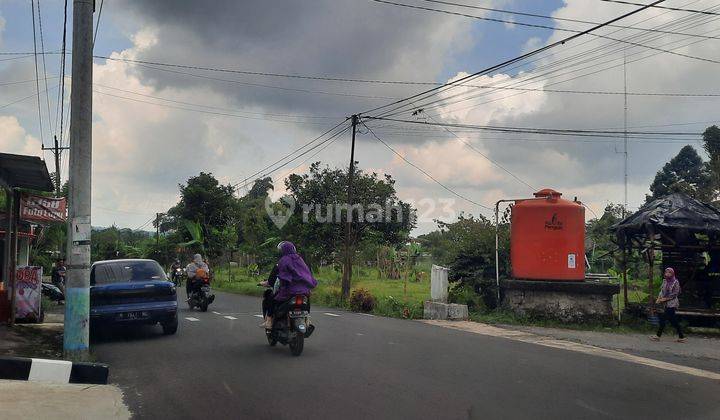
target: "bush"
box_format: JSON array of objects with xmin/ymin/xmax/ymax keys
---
[
  {"xmin": 349, "ymin": 288, "xmax": 376, "ymax": 312},
  {"xmin": 374, "ymin": 295, "xmax": 422, "ymax": 319},
  {"xmin": 448, "ymin": 282, "xmax": 486, "ymax": 312}
]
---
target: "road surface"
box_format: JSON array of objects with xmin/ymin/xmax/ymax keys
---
[{"xmin": 93, "ymin": 291, "xmax": 720, "ymax": 419}]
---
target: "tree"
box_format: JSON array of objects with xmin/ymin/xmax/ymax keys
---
[
  {"xmin": 165, "ymin": 172, "xmax": 239, "ymax": 259},
  {"xmin": 283, "ymin": 162, "xmax": 415, "ymax": 273},
  {"xmin": 646, "ymin": 145, "xmax": 712, "ymax": 203},
  {"xmin": 702, "ymin": 125, "xmax": 720, "ymax": 200}
]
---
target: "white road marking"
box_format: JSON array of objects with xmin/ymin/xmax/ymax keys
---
[
  {"xmin": 356, "ymin": 333, "xmax": 364, "ymax": 336},
  {"xmin": 253, "ymin": 314, "xmax": 264, "ymax": 318},
  {"xmin": 423, "ymin": 320, "xmax": 720, "ymax": 381},
  {"xmin": 324, "ymin": 312, "xmax": 340, "ymax": 317},
  {"xmin": 185, "ymin": 317, "xmax": 200, "ymax": 322},
  {"xmin": 360, "ymin": 313, "xmax": 375, "ymax": 317},
  {"xmin": 212, "ymin": 311, "xmax": 221, "ymax": 315},
  {"xmin": 224, "ymin": 316, "xmax": 238, "ymax": 320}
]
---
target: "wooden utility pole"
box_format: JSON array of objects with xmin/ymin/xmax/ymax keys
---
[
  {"xmin": 156, "ymin": 213, "xmax": 161, "ymax": 248},
  {"xmin": 341, "ymin": 115, "xmax": 358, "ymax": 300},
  {"xmin": 64, "ymin": 0, "xmax": 94, "ymax": 361},
  {"xmin": 42, "ymin": 136, "xmax": 69, "ymax": 196}
]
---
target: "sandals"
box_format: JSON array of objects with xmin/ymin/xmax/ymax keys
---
[
  {"xmin": 650, "ymin": 336, "xmax": 660, "ymax": 341},
  {"xmin": 676, "ymin": 338, "xmax": 687, "ymax": 343}
]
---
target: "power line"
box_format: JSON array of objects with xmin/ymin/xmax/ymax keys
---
[
  {"xmin": 360, "ymin": 0, "xmax": 669, "ymax": 118},
  {"xmin": 93, "ymin": 89, "xmax": 340, "ymax": 125},
  {"xmin": 93, "ymin": 55, "xmax": 433, "ymax": 85},
  {"xmin": 420, "ymin": 0, "xmax": 720, "ymax": 39},
  {"xmin": 234, "ymin": 124, "xmax": 352, "ymax": 191},
  {"xmin": 30, "ymin": 0, "xmax": 45, "ymax": 149},
  {"xmin": 419, "ymin": 114, "xmax": 536, "ymax": 191},
  {"xmin": 363, "ymin": 123, "xmax": 492, "ymax": 210},
  {"xmin": 389, "ymin": 7, "xmax": 720, "ymax": 118},
  {"xmin": 37, "ymin": 0, "xmax": 54, "ymax": 135},
  {"xmin": 601, "ymin": 0, "xmax": 720, "ymax": 15},
  {"xmin": 93, "ymin": 0, "xmax": 104, "ymax": 46},
  {"xmin": 92, "ymin": 82, "xmax": 343, "ymax": 120},
  {"xmin": 230, "ymin": 120, "xmax": 349, "ymax": 189},
  {"xmin": 367, "ymin": 116, "xmax": 702, "ymax": 138},
  {"xmin": 371, "ymin": 0, "xmax": 720, "ymax": 66}
]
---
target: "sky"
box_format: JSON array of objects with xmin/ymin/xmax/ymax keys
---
[{"xmin": 1, "ymin": 0, "xmax": 719, "ymax": 234}]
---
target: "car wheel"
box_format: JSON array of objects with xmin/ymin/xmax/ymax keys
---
[{"xmin": 162, "ymin": 318, "xmax": 178, "ymax": 335}]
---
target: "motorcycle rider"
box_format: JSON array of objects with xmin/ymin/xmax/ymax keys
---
[
  {"xmin": 50, "ymin": 258, "xmax": 66, "ymax": 292},
  {"xmin": 169, "ymin": 259, "xmax": 182, "ymax": 283},
  {"xmin": 185, "ymin": 254, "xmax": 210, "ymax": 301},
  {"xmin": 261, "ymin": 241, "xmax": 317, "ymax": 329}
]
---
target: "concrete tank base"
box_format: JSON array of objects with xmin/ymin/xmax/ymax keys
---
[
  {"xmin": 424, "ymin": 301, "xmax": 469, "ymax": 321},
  {"xmin": 500, "ymin": 279, "xmax": 620, "ymax": 323}
]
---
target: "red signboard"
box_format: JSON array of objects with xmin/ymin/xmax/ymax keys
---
[{"xmin": 20, "ymin": 194, "xmax": 67, "ymax": 223}]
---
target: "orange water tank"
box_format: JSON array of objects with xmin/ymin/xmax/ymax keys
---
[{"xmin": 510, "ymin": 189, "xmax": 585, "ymax": 281}]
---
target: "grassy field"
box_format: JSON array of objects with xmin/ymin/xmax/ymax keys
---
[{"xmin": 213, "ymin": 264, "xmax": 431, "ymax": 318}]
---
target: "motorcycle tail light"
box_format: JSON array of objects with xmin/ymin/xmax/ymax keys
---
[{"xmin": 295, "ymin": 296, "xmax": 304, "ymax": 306}]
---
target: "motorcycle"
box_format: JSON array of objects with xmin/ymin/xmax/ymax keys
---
[
  {"xmin": 187, "ymin": 277, "xmax": 215, "ymax": 312},
  {"xmin": 42, "ymin": 282, "xmax": 65, "ymax": 303},
  {"xmin": 170, "ymin": 267, "xmax": 185, "ymax": 286},
  {"xmin": 261, "ymin": 285, "xmax": 315, "ymax": 356}
]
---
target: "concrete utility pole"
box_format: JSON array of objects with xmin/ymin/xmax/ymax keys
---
[
  {"xmin": 341, "ymin": 115, "xmax": 358, "ymax": 300},
  {"xmin": 64, "ymin": 0, "xmax": 94, "ymax": 361}
]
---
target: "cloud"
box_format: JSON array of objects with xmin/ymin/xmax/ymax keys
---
[{"xmin": 0, "ymin": 116, "xmax": 42, "ymax": 156}]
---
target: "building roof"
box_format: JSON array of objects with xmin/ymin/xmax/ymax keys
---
[
  {"xmin": 613, "ymin": 193, "xmax": 720, "ymax": 242},
  {"xmin": 0, "ymin": 153, "xmax": 54, "ymax": 192}
]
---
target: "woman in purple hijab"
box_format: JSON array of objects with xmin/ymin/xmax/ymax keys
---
[
  {"xmin": 262, "ymin": 241, "xmax": 317, "ymax": 328},
  {"xmin": 651, "ymin": 267, "xmax": 685, "ymax": 342}
]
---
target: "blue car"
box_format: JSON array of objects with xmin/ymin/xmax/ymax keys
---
[{"xmin": 90, "ymin": 259, "xmax": 178, "ymax": 335}]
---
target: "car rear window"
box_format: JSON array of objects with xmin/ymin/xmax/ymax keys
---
[{"xmin": 91, "ymin": 261, "xmax": 167, "ymax": 285}]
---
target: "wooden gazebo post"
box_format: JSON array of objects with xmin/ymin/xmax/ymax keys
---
[
  {"xmin": 646, "ymin": 226, "xmax": 655, "ymax": 315},
  {"xmin": 622, "ymin": 246, "xmax": 628, "ymax": 308}
]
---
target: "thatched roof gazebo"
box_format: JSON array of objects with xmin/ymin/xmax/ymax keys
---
[{"xmin": 613, "ymin": 193, "xmax": 720, "ymax": 318}]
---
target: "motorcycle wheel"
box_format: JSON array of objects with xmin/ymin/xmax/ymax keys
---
[
  {"xmin": 266, "ymin": 333, "xmax": 277, "ymax": 346},
  {"xmin": 289, "ymin": 333, "xmax": 304, "ymax": 356},
  {"xmin": 187, "ymin": 299, "xmax": 194, "ymax": 309},
  {"xmin": 200, "ymin": 296, "xmax": 209, "ymax": 312}
]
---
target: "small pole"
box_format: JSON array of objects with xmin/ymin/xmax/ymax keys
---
[
  {"xmin": 495, "ymin": 201, "xmax": 501, "ymax": 305},
  {"xmin": 341, "ymin": 115, "xmax": 358, "ymax": 301},
  {"xmin": 156, "ymin": 213, "xmax": 161, "ymax": 249},
  {"xmin": 8, "ymin": 191, "xmax": 19, "ymax": 326},
  {"xmin": 54, "ymin": 136, "xmax": 61, "ymax": 195}
]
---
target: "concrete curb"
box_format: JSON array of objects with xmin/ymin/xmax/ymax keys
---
[{"xmin": 0, "ymin": 356, "xmax": 108, "ymax": 384}]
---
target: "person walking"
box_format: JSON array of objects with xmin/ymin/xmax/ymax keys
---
[{"xmin": 651, "ymin": 267, "xmax": 686, "ymax": 343}]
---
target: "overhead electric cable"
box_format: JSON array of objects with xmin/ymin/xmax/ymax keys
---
[
  {"xmin": 601, "ymin": 0, "xmax": 720, "ymax": 15},
  {"xmin": 93, "ymin": 0, "xmax": 104, "ymax": 46},
  {"xmin": 420, "ymin": 0, "xmax": 720, "ymax": 39},
  {"xmin": 30, "ymin": 0, "xmax": 45, "ymax": 148},
  {"xmin": 363, "ymin": 123, "xmax": 492, "ymax": 210},
  {"xmin": 37, "ymin": 0, "xmax": 54, "ymax": 135},
  {"xmin": 230, "ymin": 120, "xmax": 349, "ymax": 189},
  {"xmin": 360, "ymin": 0, "xmax": 669, "ymax": 118},
  {"xmin": 370, "ymin": 0, "xmax": 720, "ymax": 66}
]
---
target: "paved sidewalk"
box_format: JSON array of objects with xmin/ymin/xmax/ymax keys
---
[
  {"xmin": 0, "ymin": 379, "xmax": 130, "ymax": 419},
  {"xmin": 499, "ymin": 324, "xmax": 720, "ymax": 373}
]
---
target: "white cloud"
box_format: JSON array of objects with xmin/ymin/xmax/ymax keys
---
[{"xmin": 0, "ymin": 116, "xmax": 42, "ymax": 157}]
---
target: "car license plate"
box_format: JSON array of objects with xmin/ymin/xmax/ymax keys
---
[{"xmin": 117, "ymin": 311, "xmax": 149, "ymax": 320}]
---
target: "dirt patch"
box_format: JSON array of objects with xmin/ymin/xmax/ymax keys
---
[{"xmin": 0, "ymin": 323, "xmax": 63, "ymax": 359}]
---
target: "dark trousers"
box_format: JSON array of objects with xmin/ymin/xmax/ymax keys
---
[
  {"xmin": 657, "ymin": 307, "xmax": 684, "ymax": 339},
  {"xmin": 262, "ymin": 289, "xmax": 275, "ymax": 318},
  {"xmin": 186, "ymin": 279, "xmax": 201, "ymax": 299}
]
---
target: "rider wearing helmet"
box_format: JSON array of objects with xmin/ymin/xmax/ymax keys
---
[{"xmin": 185, "ymin": 254, "xmax": 210, "ymax": 300}]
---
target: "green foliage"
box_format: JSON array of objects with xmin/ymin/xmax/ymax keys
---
[
  {"xmin": 646, "ymin": 145, "xmax": 712, "ymax": 203},
  {"xmin": 349, "ymin": 288, "xmax": 376, "ymax": 312},
  {"xmin": 703, "ymin": 125, "xmax": 720, "ymax": 199}
]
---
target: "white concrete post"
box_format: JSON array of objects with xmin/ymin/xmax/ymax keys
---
[{"xmin": 430, "ymin": 265, "xmax": 449, "ymax": 303}]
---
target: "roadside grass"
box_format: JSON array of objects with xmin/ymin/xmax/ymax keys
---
[
  {"xmin": 213, "ymin": 265, "xmax": 430, "ymax": 318},
  {"xmin": 213, "ymin": 265, "xmax": 715, "ymax": 336}
]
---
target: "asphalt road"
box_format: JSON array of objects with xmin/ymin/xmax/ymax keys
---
[{"xmin": 93, "ymin": 291, "xmax": 720, "ymax": 420}]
